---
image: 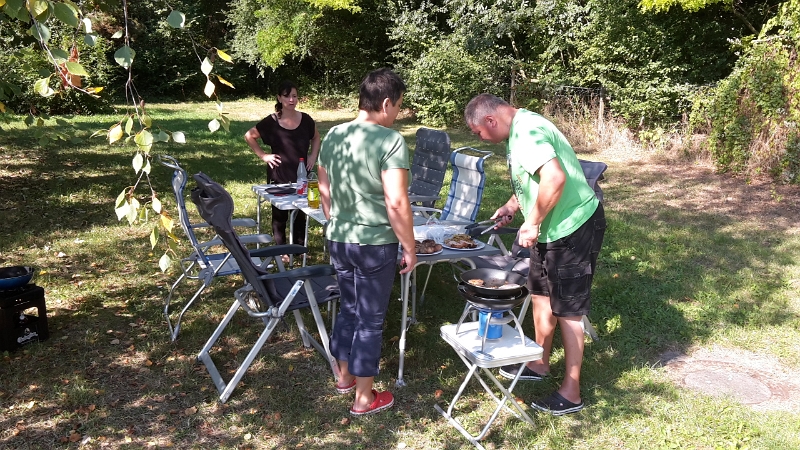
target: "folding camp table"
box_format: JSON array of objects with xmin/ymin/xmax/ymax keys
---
[{"xmin": 436, "ymin": 320, "xmax": 543, "ymax": 450}]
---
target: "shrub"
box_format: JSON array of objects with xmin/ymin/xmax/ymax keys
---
[{"xmin": 401, "ymin": 37, "xmax": 510, "ymax": 127}]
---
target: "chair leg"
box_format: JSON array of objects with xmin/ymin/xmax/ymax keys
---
[
  {"xmin": 292, "ymin": 309, "xmax": 312, "ymax": 348},
  {"xmin": 164, "ymin": 272, "xmax": 188, "ymax": 339},
  {"xmin": 169, "ymin": 281, "xmax": 211, "ymax": 342},
  {"xmin": 199, "ymin": 282, "xmax": 304, "ymax": 403},
  {"xmin": 299, "ymin": 283, "xmax": 337, "ymax": 377}
]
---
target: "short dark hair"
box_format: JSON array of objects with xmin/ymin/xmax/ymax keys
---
[
  {"xmin": 274, "ymin": 80, "xmax": 298, "ymax": 117},
  {"xmin": 464, "ymin": 94, "xmax": 508, "ymax": 127},
  {"xmin": 358, "ymin": 68, "xmax": 406, "ymax": 112}
]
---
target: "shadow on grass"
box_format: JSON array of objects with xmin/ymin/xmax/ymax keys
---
[{"xmin": 2, "ymin": 109, "xmax": 799, "ymax": 448}]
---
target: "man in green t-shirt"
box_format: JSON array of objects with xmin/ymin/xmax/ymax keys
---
[
  {"xmin": 318, "ymin": 68, "xmax": 417, "ymax": 417},
  {"xmin": 464, "ymin": 94, "xmax": 607, "ymax": 416}
]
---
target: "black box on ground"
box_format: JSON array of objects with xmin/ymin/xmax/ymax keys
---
[{"xmin": 0, "ymin": 284, "xmax": 49, "ymax": 351}]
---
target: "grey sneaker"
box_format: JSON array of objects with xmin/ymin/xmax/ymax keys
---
[{"xmin": 498, "ymin": 364, "xmax": 547, "ymax": 381}]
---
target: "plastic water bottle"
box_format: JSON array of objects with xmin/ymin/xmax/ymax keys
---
[{"xmin": 296, "ymin": 158, "xmax": 307, "ymax": 195}]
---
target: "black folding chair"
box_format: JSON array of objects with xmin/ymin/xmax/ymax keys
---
[
  {"xmin": 408, "ymin": 127, "xmax": 452, "ymax": 208},
  {"xmin": 190, "ymin": 172, "xmax": 339, "ymax": 403}
]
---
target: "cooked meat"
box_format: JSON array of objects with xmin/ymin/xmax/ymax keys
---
[{"xmin": 468, "ymin": 279, "xmax": 485, "ymax": 287}]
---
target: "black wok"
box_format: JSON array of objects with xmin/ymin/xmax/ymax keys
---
[
  {"xmin": 459, "ymin": 268, "xmax": 526, "ymax": 297},
  {"xmin": 458, "ymin": 283, "xmax": 529, "ymax": 311},
  {"xmin": 0, "ymin": 266, "xmax": 35, "ymax": 290}
]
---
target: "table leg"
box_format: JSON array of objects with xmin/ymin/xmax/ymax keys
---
[
  {"xmin": 396, "ymin": 271, "xmax": 411, "ymax": 387},
  {"xmin": 288, "ymin": 209, "xmax": 297, "ymax": 266}
]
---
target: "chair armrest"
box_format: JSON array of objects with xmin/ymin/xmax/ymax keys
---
[
  {"xmin": 411, "ymin": 206, "xmax": 442, "ymax": 218},
  {"xmin": 231, "ymin": 218, "xmax": 258, "ymax": 228},
  {"xmin": 249, "ymin": 244, "xmax": 308, "ymax": 258},
  {"xmin": 239, "ymin": 233, "xmax": 273, "ymax": 245},
  {"xmin": 408, "ymin": 194, "xmax": 440, "ymax": 204},
  {"xmin": 191, "ymin": 218, "xmax": 257, "ymax": 229},
  {"xmin": 259, "ymin": 264, "xmax": 336, "ymax": 280}
]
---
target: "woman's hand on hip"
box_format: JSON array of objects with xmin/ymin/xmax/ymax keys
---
[{"xmin": 262, "ymin": 153, "xmax": 281, "ymax": 169}]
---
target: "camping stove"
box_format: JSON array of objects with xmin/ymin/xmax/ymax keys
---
[{"xmin": 454, "ymin": 285, "xmax": 529, "ymax": 353}]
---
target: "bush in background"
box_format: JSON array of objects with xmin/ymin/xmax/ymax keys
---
[{"xmin": 690, "ymin": 0, "xmax": 800, "ymax": 183}]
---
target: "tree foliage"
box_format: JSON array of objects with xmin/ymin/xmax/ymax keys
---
[{"xmin": 689, "ymin": 0, "xmax": 800, "ymax": 182}]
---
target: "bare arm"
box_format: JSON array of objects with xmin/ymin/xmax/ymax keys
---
[
  {"xmin": 306, "ymin": 127, "xmax": 321, "ymax": 171},
  {"xmin": 318, "ymin": 165, "xmax": 331, "ymax": 220},
  {"xmin": 382, "ymin": 168, "xmax": 417, "ymax": 274},
  {"xmin": 518, "ymin": 157, "xmax": 566, "ymax": 247},
  {"xmin": 244, "ymin": 126, "xmax": 281, "ymax": 169}
]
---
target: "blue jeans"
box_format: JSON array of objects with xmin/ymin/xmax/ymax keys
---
[{"xmin": 328, "ymin": 241, "xmax": 398, "ymax": 377}]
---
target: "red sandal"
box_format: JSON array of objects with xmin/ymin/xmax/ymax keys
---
[
  {"xmin": 349, "ymin": 390, "xmax": 394, "ymax": 416},
  {"xmin": 335, "ymin": 379, "xmax": 356, "ymax": 394}
]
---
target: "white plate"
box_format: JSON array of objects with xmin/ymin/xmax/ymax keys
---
[
  {"xmin": 442, "ymin": 240, "xmax": 486, "ymax": 251},
  {"xmin": 416, "ymin": 248, "xmax": 443, "ymax": 256}
]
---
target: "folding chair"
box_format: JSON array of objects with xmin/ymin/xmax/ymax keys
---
[
  {"xmin": 409, "ymin": 147, "xmax": 493, "ymax": 304},
  {"xmin": 190, "ymin": 172, "xmax": 339, "ymax": 403},
  {"xmin": 468, "ymin": 159, "xmax": 608, "ymax": 341},
  {"xmin": 412, "ymin": 147, "xmax": 493, "ymax": 223},
  {"xmin": 408, "ymin": 127, "xmax": 451, "ymax": 208},
  {"xmin": 159, "ymin": 155, "xmax": 274, "ymax": 342}
]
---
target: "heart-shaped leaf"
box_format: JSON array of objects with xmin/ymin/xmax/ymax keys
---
[
  {"xmin": 208, "ymin": 119, "xmax": 220, "ymax": 132},
  {"xmin": 150, "ymin": 226, "xmax": 159, "ymax": 249},
  {"xmin": 30, "ymin": 22, "xmax": 50, "ymax": 42},
  {"xmin": 53, "ymin": 2, "xmax": 80, "ymax": 28},
  {"xmin": 217, "ymin": 75, "xmax": 235, "ymax": 89},
  {"xmin": 51, "ymin": 48, "xmax": 70, "ymax": 64},
  {"xmin": 132, "ymin": 153, "xmax": 144, "ymax": 173},
  {"xmin": 159, "ymin": 253, "xmax": 171, "ymax": 272},
  {"xmin": 172, "ymin": 131, "xmax": 186, "ymax": 144},
  {"xmin": 114, "ymin": 46, "xmax": 135, "ymax": 69},
  {"xmin": 34, "ymin": 77, "xmax": 55, "ymax": 97},
  {"xmin": 204, "ymin": 79, "xmax": 215, "ymax": 97},
  {"xmin": 65, "ymin": 62, "xmax": 88, "ymax": 77},
  {"xmin": 201, "ymin": 57, "xmax": 213, "ymax": 75},
  {"xmin": 216, "ymin": 49, "xmax": 233, "ymax": 63},
  {"xmin": 167, "ymin": 10, "xmax": 185, "ymax": 28},
  {"xmin": 109, "ymin": 124, "xmax": 123, "ymax": 144}
]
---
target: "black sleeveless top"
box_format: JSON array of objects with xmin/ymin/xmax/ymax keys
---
[{"xmin": 255, "ymin": 112, "xmax": 315, "ymax": 183}]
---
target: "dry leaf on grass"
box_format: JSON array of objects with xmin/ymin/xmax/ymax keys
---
[{"xmin": 184, "ymin": 406, "xmax": 198, "ymax": 416}]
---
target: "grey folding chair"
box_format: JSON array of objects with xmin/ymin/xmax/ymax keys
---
[
  {"xmin": 190, "ymin": 172, "xmax": 339, "ymax": 403},
  {"xmin": 468, "ymin": 159, "xmax": 608, "ymax": 341},
  {"xmin": 159, "ymin": 155, "xmax": 273, "ymax": 341},
  {"xmin": 408, "ymin": 127, "xmax": 451, "ymax": 208}
]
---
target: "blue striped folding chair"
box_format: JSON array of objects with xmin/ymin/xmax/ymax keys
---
[{"xmin": 412, "ymin": 147, "xmax": 493, "ymax": 223}]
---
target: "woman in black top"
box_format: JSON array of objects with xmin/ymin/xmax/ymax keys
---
[{"xmin": 245, "ymin": 81, "xmax": 321, "ymax": 247}]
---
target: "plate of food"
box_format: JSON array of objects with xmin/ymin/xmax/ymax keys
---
[
  {"xmin": 442, "ymin": 234, "xmax": 485, "ymax": 251},
  {"xmin": 414, "ymin": 239, "xmax": 443, "ymax": 256}
]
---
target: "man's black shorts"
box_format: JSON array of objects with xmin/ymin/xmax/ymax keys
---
[{"xmin": 527, "ymin": 203, "xmax": 606, "ymax": 317}]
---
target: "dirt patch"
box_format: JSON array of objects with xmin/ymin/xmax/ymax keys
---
[{"xmin": 659, "ymin": 346, "xmax": 800, "ymax": 413}]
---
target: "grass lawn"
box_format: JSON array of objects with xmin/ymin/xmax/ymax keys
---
[{"xmin": 1, "ymin": 99, "xmax": 799, "ymax": 449}]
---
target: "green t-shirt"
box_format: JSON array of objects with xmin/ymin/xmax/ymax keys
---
[
  {"xmin": 319, "ymin": 122, "xmax": 410, "ymax": 245},
  {"xmin": 507, "ymin": 109, "xmax": 599, "ymax": 242}
]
